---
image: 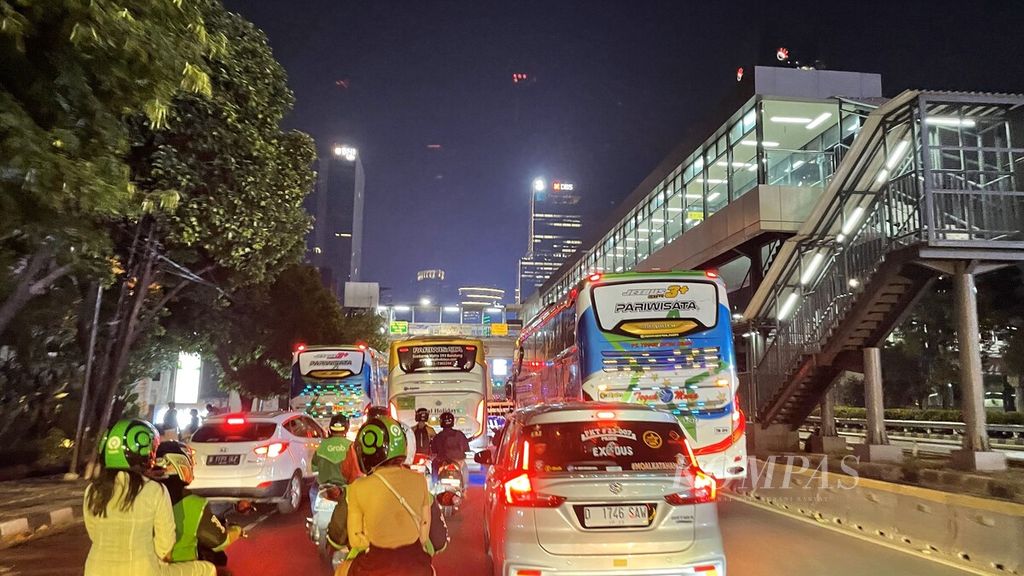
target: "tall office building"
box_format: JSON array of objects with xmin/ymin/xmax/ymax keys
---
[
  {"xmin": 517, "ymin": 179, "xmax": 583, "ymax": 302},
  {"xmin": 307, "ymin": 146, "xmax": 365, "ymax": 300}
]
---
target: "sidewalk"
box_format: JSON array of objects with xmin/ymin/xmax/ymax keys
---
[{"xmin": 0, "ymin": 476, "xmax": 85, "ymax": 549}]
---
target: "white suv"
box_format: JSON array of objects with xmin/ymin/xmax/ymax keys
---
[
  {"xmin": 188, "ymin": 411, "xmax": 323, "ymax": 514},
  {"xmin": 478, "ymin": 402, "xmax": 726, "ymax": 576}
]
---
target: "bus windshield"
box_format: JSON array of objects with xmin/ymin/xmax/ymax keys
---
[
  {"xmin": 591, "ymin": 280, "xmax": 719, "ymax": 338},
  {"xmin": 397, "ymin": 344, "xmax": 477, "ymax": 373},
  {"xmin": 296, "ymin": 348, "xmax": 365, "ymax": 379}
]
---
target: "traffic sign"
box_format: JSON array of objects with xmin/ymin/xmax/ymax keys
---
[
  {"xmin": 491, "ymin": 323, "xmax": 509, "ymax": 336},
  {"xmin": 389, "ymin": 320, "xmax": 409, "ymax": 335}
]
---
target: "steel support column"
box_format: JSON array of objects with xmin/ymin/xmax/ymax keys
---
[
  {"xmin": 820, "ymin": 388, "xmax": 838, "ymax": 437},
  {"xmin": 953, "ymin": 267, "xmax": 989, "ymax": 452},
  {"xmin": 863, "ymin": 347, "xmax": 887, "ymax": 445}
]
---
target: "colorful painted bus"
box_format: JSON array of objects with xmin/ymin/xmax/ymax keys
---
[
  {"xmin": 290, "ymin": 344, "xmax": 388, "ymax": 429},
  {"xmin": 512, "ymin": 271, "xmax": 747, "ymax": 480},
  {"xmin": 388, "ymin": 337, "xmax": 488, "ymax": 450}
]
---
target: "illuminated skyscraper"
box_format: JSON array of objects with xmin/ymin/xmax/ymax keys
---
[{"xmin": 517, "ymin": 178, "xmax": 583, "ymax": 302}]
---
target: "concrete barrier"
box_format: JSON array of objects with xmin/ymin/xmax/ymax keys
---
[{"xmin": 735, "ymin": 457, "xmax": 1024, "ymax": 574}]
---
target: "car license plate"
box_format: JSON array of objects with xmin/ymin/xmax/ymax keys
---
[
  {"xmin": 581, "ymin": 504, "xmax": 652, "ymax": 528},
  {"xmin": 206, "ymin": 454, "xmax": 241, "ymax": 466}
]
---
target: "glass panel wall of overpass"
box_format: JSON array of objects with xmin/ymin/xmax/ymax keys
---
[{"xmin": 534, "ymin": 94, "xmax": 876, "ymax": 312}]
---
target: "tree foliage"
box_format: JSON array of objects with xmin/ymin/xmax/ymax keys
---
[
  {"xmin": 0, "ymin": 0, "xmax": 214, "ymax": 334},
  {"xmin": 206, "ymin": 264, "xmax": 386, "ymax": 401}
]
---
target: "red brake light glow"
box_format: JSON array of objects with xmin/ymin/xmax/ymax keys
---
[
  {"xmin": 665, "ymin": 470, "xmax": 717, "ymax": 505},
  {"xmin": 705, "ymin": 270, "xmax": 719, "ymax": 279},
  {"xmin": 357, "ymin": 343, "xmax": 367, "ymax": 351},
  {"xmin": 226, "ymin": 416, "xmax": 246, "ymax": 426},
  {"xmin": 295, "ymin": 343, "xmax": 306, "ymax": 352},
  {"xmin": 521, "ymin": 440, "xmax": 530, "ymax": 471},
  {"xmin": 253, "ymin": 442, "xmax": 288, "ymax": 458},
  {"xmin": 595, "ymin": 410, "xmax": 616, "ymax": 420},
  {"xmin": 398, "ymin": 347, "xmax": 409, "ymax": 353},
  {"xmin": 514, "ymin": 570, "xmax": 543, "ymax": 576},
  {"xmin": 475, "ymin": 400, "xmax": 486, "ymax": 436},
  {"xmin": 503, "ymin": 472, "xmax": 565, "ymax": 508},
  {"xmin": 588, "ymin": 272, "xmax": 603, "ymax": 282}
]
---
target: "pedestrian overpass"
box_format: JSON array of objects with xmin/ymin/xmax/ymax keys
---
[{"xmin": 526, "ymin": 67, "xmax": 1024, "ymax": 470}]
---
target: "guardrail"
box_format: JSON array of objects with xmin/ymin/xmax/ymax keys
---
[{"xmin": 805, "ymin": 416, "xmax": 1024, "ymax": 440}]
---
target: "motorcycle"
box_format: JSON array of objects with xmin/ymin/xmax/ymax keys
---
[
  {"xmin": 433, "ymin": 460, "xmax": 464, "ymax": 518},
  {"xmin": 199, "ymin": 500, "xmax": 252, "ymax": 573},
  {"xmin": 307, "ymin": 484, "xmax": 347, "ymax": 568}
]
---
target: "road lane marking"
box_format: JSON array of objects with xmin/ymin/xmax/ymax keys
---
[
  {"xmin": 241, "ymin": 509, "xmax": 276, "ymax": 533},
  {"xmin": 723, "ymin": 493, "xmax": 993, "ymax": 576}
]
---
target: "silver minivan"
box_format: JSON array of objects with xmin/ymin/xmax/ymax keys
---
[{"xmin": 477, "ymin": 402, "xmax": 726, "ymax": 576}]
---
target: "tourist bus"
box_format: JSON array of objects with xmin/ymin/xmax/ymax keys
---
[
  {"xmin": 290, "ymin": 344, "xmax": 388, "ymax": 430},
  {"xmin": 511, "ymin": 271, "xmax": 746, "ymax": 480},
  {"xmin": 388, "ymin": 337, "xmax": 488, "ymax": 450}
]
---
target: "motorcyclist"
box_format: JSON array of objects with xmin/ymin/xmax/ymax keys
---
[
  {"xmin": 310, "ymin": 414, "xmax": 359, "ymax": 508},
  {"xmin": 327, "ymin": 420, "xmax": 448, "ymax": 556},
  {"xmin": 153, "ymin": 441, "xmax": 242, "ymax": 570},
  {"xmin": 429, "ymin": 412, "xmax": 470, "ymax": 487},
  {"xmin": 84, "ymin": 419, "xmax": 214, "ymax": 576},
  {"xmin": 341, "ymin": 414, "xmax": 438, "ymax": 575},
  {"xmin": 411, "ymin": 408, "xmax": 436, "ymax": 455}
]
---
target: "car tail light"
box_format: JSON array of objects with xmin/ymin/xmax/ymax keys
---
[
  {"xmin": 595, "ymin": 410, "xmax": 616, "ymax": 420},
  {"xmin": 503, "ymin": 473, "xmax": 565, "ymax": 507},
  {"xmin": 588, "ymin": 272, "xmax": 603, "ymax": 282},
  {"xmin": 253, "ymin": 442, "xmax": 289, "ymax": 458},
  {"xmin": 694, "ymin": 565, "xmax": 719, "ymax": 575},
  {"xmin": 412, "ymin": 453, "xmax": 430, "ymax": 467},
  {"xmin": 664, "ymin": 470, "xmax": 717, "ymax": 505},
  {"xmin": 705, "ymin": 270, "xmax": 719, "ymax": 279},
  {"xmin": 226, "ymin": 416, "xmax": 246, "ymax": 426},
  {"xmin": 514, "ymin": 570, "xmax": 542, "ymax": 576},
  {"xmin": 389, "ymin": 401, "xmax": 398, "ymax": 419}
]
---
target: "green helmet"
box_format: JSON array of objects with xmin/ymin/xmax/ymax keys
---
[
  {"xmin": 356, "ymin": 415, "xmax": 408, "ymax": 473},
  {"xmin": 99, "ymin": 419, "xmax": 159, "ymax": 471}
]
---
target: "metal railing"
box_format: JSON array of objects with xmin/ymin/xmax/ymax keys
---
[
  {"xmin": 751, "ymin": 94, "xmax": 1024, "ymax": 423},
  {"xmin": 754, "ymin": 172, "xmax": 923, "ymax": 414},
  {"xmin": 804, "ymin": 416, "xmax": 1024, "ymax": 441}
]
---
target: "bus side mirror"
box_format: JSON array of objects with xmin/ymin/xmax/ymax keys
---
[{"xmin": 474, "ymin": 450, "xmax": 493, "ymax": 466}]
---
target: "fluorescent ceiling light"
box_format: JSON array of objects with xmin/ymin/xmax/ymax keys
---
[
  {"xmin": 652, "ymin": 218, "xmax": 665, "ymax": 223},
  {"xmin": 771, "ymin": 116, "xmax": 812, "ymax": 124},
  {"xmin": 799, "ymin": 253, "xmax": 825, "ymax": 285},
  {"xmin": 805, "ymin": 112, "xmax": 832, "ymax": 130},
  {"xmin": 707, "ymin": 192, "xmax": 722, "ymax": 202},
  {"xmin": 777, "ymin": 292, "xmax": 799, "ymax": 321},
  {"xmin": 841, "ymin": 206, "xmax": 865, "ymax": 235},
  {"xmin": 654, "ymin": 237, "xmax": 665, "ymax": 245},
  {"xmin": 741, "ymin": 140, "xmax": 780, "ymax": 147},
  {"xmin": 486, "ymin": 307, "xmax": 503, "ymax": 313},
  {"xmin": 685, "ymin": 193, "xmax": 702, "ymax": 200},
  {"xmin": 393, "ymin": 305, "xmax": 411, "ymax": 312},
  {"xmin": 668, "ymin": 207, "xmax": 684, "ymax": 212},
  {"xmin": 792, "ymin": 160, "xmax": 806, "ymax": 170},
  {"xmin": 706, "ymin": 179, "xmax": 727, "ymax": 185},
  {"xmin": 876, "ymin": 168, "xmax": 889, "ymax": 183},
  {"xmin": 443, "ymin": 306, "xmax": 460, "ymax": 313},
  {"xmin": 742, "ymin": 109, "xmax": 756, "ymax": 127},
  {"xmin": 885, "ymin": 140, "xmax": 910, "ymax": 170},
  {"xmin": 926, "ymin": 117, "xmax": 976, "ymax": 127}
]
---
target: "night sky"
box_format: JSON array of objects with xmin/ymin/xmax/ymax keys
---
[{"xmin": 225, "ymin": 0, "xmax": 1024, "ymax": 303}]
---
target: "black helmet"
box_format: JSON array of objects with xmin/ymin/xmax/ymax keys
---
[
  {"xmin": 439, "ymin": 411, "xmax": 455, "ymax": 429},
  {"xmin": 329, "ymin": 414, "xmax": 350, "ymax": 436},
  {"xmin": 415, "ymin": 408, "xmax": 430, "ymax": 423},
  {"xmin": 366, "ymin": 405, "xmax": 388, "ymax": 419}
]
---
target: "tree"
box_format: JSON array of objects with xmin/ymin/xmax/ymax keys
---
[
  {"xmin": 80, "ymin": 0, "xmax": 317, "ymax": 469},
  {"xmin": 206, "ymin": 264, "xmax": 386, "ymax": 404},
  {"xmin": 0, "ymin": 0, "xmax": 213, "ymax": 335}
]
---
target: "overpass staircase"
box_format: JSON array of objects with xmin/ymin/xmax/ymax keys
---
[{"xmin": 746, "ymin": 90, "xmax": 1024, "ymax": 429}]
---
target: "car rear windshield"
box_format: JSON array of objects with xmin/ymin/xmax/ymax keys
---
[
  {"xmin": 191, "ymin": 422, "xmax": 277, "ymax": 443},
  {"xmin": 521, "ymin": 419, "xmax": 691, "ymax": 473}
]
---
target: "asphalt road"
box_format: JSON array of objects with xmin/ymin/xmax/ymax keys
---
[{"xmin": 0, "ymin": 483, "xmax": 980, "ymax": 576}]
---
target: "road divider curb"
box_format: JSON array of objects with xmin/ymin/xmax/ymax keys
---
[
  {"xmin": 731, "ymin": 457, "xmax": 1024, "ymax": 575},
  {"xmin": 0, "ymin": 505, "xmax": 81, "ymax": 549}
]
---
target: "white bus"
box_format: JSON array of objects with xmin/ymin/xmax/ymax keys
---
[{"xmin": 388, "ymin": 337, "xmax": 488, "ymax": 450}]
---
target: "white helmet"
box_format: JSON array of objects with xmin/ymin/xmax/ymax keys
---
[{"xmin": 399, "ymin": 421, "xmax": 416, "ymax": 466}]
